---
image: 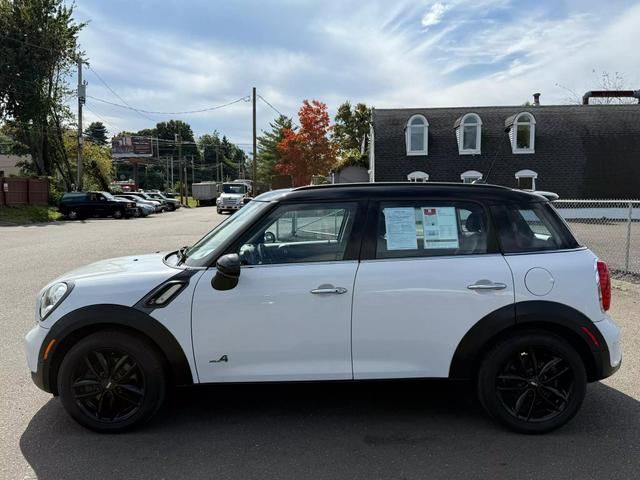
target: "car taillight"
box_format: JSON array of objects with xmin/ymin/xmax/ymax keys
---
[{"xmin": 596, "ymin": 260, "xmax": 611, "ymax": 311}]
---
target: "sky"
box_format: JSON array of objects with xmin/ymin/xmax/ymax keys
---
[{"xmin": 70, "ymin": 0, "xmax": 640, "ymax": 151}]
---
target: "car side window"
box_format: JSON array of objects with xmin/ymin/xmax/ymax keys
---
[
  {"xmin": 375, "ymin": 201, "xmax": 490, "ymax": 259},
  {"xmin": 234, "ymin": 203, "xmax": 358, "ymax": 265},
  {"xmin": 492, "ymin": 203, "xmax": 579, "ymax": 253}
]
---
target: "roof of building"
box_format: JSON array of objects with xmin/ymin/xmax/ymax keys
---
[{"xmin": 372, "ymin": 104, "xmax": 640, "ymax": 198}]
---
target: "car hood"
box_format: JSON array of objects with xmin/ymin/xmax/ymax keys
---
[
  {"xmin": 56, "ymin": 252, "xmax": 176, "ymax": 283},
  {"xmin": 40, "ymin": 252, "xmax": 194, "ymax": 327}
]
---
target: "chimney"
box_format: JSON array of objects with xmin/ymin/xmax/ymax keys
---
[{"xmin": 533, "ymin": 93, "xmax": 541, "ymax": 106}]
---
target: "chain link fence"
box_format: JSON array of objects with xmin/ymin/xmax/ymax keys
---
[{"xmin": 554, "ymin": 200, "xmax": 640, "ymax": 279}]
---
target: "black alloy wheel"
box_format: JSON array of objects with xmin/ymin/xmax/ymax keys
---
[
  {"xmin": 58, "ymin": 330, "xmax": 166, "ymax": 432},
  {"xmin": 477, "ymin": 332, "xmax": 586, "ymax": 434},
  {"xmin": 496, "ymin": 347, "xmax": 574, "ymax": 422},
  {"xmin": 113, "ymin": 209, "xmax": 123, "ymax": 219},
  {"xmin": 70, "ymin": 349, "xmax": 146, "ymax": 423}
]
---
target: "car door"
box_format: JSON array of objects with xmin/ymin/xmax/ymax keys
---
[
  {"xmin": 191, "ymin": 201, "xmax": 365, "ymax": 383},
  {"xmin": 352, "ymin": 199, "xmax": 515, "ymax": 379}
]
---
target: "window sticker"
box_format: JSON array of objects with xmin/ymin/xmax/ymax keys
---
[
  {"xmin": 422, "ymin": 207, "xmax": 460, "ymax": 249},
  {"xmin": 383, "ymin": 207, "xmax": 418, "ymax": 250}
]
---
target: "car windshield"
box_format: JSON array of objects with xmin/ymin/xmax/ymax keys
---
[
  {"xmin": 182, "ymin": 200, "xmax": 272, "ymax": 267},
  {"xmin": 223, "ymin": 184, "xmax": 246, "ymax": 194}
]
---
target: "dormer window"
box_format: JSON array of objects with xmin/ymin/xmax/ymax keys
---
[
  {"xmin": 407, "ymin": 171, "xmax": 429, "ymax": 182},
  {"xmin": 455, "ymin": 113, "xmax": 482, "ymax": 154},
  {"xmin": 515, "ymin": 169, "xmax": 538, "ymax": 190},
  {"xmin": 406, "ymin": 115, "xmax": 428, "ymax": 155},
  {"xmin": 506, "ymin": 112, "xmax": 535, "ymax": 154},
  {"xmin": 460, "ymin": 170, "xmax": 483, "ymax": 184}
]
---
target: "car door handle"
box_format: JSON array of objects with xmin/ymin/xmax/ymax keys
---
[
  {"xmin": 467, "ymin": 281, "xmax": 508, "ymax": 290},
  {"xmin": 310, "ymin": 285, "xmax": 348, "ymax": 295}
]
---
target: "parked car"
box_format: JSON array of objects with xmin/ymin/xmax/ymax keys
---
[
  {"xmin": 59, "ymin": 191, "xmax": 137, "ymax": 220},
  {"xmin": 126, "ymin": 192, "xmax": 168, "ymax": 212},
  {"xmin": 145, "ymin": 191, "xmax": 181, "ymax": 211},
  {"xmin": 26, "ymin": 183, "xmax": 621, "ymax": 433},
  {"xmin": 216, "ymin": 181, "xmax": 251, "ymax": 214},
  {"xmin": 116, "ymin": 194, "xmax": 161, "ymax": 215}
]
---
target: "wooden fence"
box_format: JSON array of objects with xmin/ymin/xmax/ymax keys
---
[{"xmin": 0, "ymin": 177, "xmax": 49, "ymax": 207}]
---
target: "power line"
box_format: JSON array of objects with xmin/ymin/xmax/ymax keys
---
[
  {"xmin": 86, "ymin": 65, "xmax": 157, "ymax": 122},
  {"xmin": 86, "ymin": 94, "xmax": 251, "ymax": 115},
  {"xmin": 257, "ymin": 94, "xmax": 299, "ymax": 129}
]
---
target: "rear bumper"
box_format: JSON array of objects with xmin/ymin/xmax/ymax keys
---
[{"xmin": 593, "ymin": 314, "xmax": 622, "ymax": 380}]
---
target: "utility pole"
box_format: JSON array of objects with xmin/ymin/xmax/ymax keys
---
[
  {"xmin": 252, "ymin": 86, "xmax": 257, "ymax": 185},
  {"xmin": 191, "ymin": 155, "xmax": 195, "ymax": 191},
  {"xmin": 175, "ymin": 133, "xmax": 183, "ymax": 204},
  {"xmin": 77, "ymin": 58, "xmax": 86, "ymax": 191},
  {"xmin": 215, "ymin": 148, "xmax": 219, "ymax": 183}
]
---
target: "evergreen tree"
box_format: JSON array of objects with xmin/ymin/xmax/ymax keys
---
[
  {"xmin": 256, "ymin": 114, "xmax": 293, "ymax": 184},
  {"xmin": 84, "ymin": 121, "xmax": 108, "ymax": 145}
]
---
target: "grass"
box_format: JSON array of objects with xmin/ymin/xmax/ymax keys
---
[{"xmin": 0, "ymin": 205, "xmax": 61, "ymax": 225}]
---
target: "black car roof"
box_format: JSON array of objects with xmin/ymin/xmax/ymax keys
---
[{"xmin": 255, "ymin": 183, "xmax": 548, "ymax": 204}]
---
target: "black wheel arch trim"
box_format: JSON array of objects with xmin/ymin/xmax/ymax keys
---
[
  {"xmin": 449, "ymin": 300, "xmax": 612, "ymax": 382},
  {"xmin": 34, "ymin": 304, "xmax": 193, "ymax": 394}
]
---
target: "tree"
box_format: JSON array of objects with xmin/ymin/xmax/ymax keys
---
[
  {"xmin": 276, "ymin": 100, "xmax": 336, "ymax": 186},
  {"xmin": 198, "ymin": 132, "xmax": 246, "ymax": 182},
  {"xmin": 0, "ymin": 0, "xmax": 85, "ymax": 188},
  {"xmin": 333, "ymin": 101, "xmax": 371, "ymax": 153},
  {"xmin": 556, "ymin": 70, "xmax": 637, "ymax": 105},
  {"xmin": 84, "ymin": 121, "xmax": 108, "ymax": 145},
  {"xmin": 256, "ymin": 114, "xmax": 293, "ymax": 184},
  {"xmin": 63, "ymin": 130, "xmax": 112, "ymax": 190}
]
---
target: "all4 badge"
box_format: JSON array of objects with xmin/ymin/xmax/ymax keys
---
[{"xmin": 209, "ymin": 355, "xmax": 229, "ymax": 363}]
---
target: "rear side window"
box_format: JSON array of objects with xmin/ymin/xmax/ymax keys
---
[
  {"xmin": 375, "ymin": 201, "xmax": 493, "ymax": 259},
  {"xmin": 491, "ymin": 203, "xmax": 579, "ymax": 253}
]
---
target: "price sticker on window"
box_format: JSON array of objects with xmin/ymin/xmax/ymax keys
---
[{"xmin": 422, "ymin": 207, "xmax": 459, "ymax": 249}]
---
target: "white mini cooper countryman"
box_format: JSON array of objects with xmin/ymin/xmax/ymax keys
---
[{"xmin": 25, "ymin": 183, "xmax": 622, "ymax": 433}]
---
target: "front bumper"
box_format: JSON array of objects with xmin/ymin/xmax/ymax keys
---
[{"xmin": 25, "ymin": 324, "xmax": 50, "ymax": 392}]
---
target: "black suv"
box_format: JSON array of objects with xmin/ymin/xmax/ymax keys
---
[{"xmin": 59, "ymin": 191, "xmax": 138, "ymax": 220}]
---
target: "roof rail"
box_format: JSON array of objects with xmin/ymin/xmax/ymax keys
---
[{"xmin": 294, "ymin": 182, "xmax": 512, "ymax": 191}]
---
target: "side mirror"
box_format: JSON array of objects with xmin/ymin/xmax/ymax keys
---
[
  {"xmin": 212, "ymin": 253, "xmax": 241, "ymax": 291},
  {"xmin": 242, "ymin": 197, "xmax": 252, "ymax": 205}
]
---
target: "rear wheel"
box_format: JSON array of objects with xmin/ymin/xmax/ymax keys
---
[
  {"xmin": 477, "ymin": 332, "xmax": 586, "ymax": 434},
  {"xmin": 57, "ymin": 330, "xmax": 166, "ymax": 433}
]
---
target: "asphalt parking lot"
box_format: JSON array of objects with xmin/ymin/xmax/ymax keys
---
[{"xmin": 1, "ymin": 207, "xmax": 639, "ymax": 480}]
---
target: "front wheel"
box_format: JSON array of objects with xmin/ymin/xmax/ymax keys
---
[
  {"xmin": 112, "ymin": 209, "xmax": 124, "ymax": 219},
  {"xmin": 57, "ymin": 330, "xmax": 166, "ymax": 433},
  {"xmin": 477, "ymin": 332, "xmax": 586, "ymax": 434}
]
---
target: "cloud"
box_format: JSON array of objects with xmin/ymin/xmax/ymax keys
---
[
  {"xmin": 421, "ymin": 3, "xmax": 449, "ymax": 28},
  {"xmin": 69, "ymin": 0, "xmax": 640, "ymax": 145}
]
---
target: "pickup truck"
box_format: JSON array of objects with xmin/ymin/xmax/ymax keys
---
[{"xmin": 59, "ymin": 191, "xmax": 138, "ymax": 220}]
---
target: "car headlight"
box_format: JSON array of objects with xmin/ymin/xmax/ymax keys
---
[{"xmin": 39, "ymin": 282, "xmax": 70, "ymax": 320}]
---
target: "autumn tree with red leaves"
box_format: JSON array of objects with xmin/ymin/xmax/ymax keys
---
[{"xmin": 276, "ymin": 100, "xmax": 336, "ymax": 186}]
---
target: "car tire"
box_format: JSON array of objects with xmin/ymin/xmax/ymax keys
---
[
  {"xmin": 167, "ymin": 204, "xmax": 176, "ymax": 212},
  {"xmin": 132, "ymin": 208, "xmax": 141, "ymax": 218},
  {"xmin": 112, "ymin": 209, "xmax": 124, "ymax": 219},
  {"xmin": 216, "ymin": 208, "xmax": 222, "ymax": 214},
  {"xmin": 57, "ymin": 330, "xmax": 166, "ymax": 433},
  {"xmin": 67, "ymin": 210, "xmax": 79, "ymax": 220},
  {"xmin": 477, "ymin": 332, "xmax": 586, "ymax": 434}
]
